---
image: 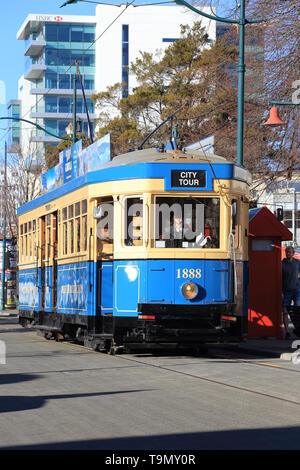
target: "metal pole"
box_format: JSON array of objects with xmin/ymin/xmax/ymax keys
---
[
  {"xmin": 73, "ymin": 73, "xmax": 77, "ymax": 145},
  {"xmin": 0, "ymin": 117, "xmax": 72, "ymax": 141},
  {"xmin": 236, "ymin": 0, "xmax": 245, "ymax": 167},
  {"xmin": 174, "ymin": 0, "xmax": 266, "ymax": 168},
  {"xmin": 76, "ymin": 61, "xmax": 94, "ymax": 143},
  {"xmin": 1, "ymin": 142, "xmax": 7, "ymax": 311}
]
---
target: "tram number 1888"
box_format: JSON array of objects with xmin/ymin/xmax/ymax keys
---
[{"xmin": 176, "ymin": 268, "xmax": 202, "ymax": 279}]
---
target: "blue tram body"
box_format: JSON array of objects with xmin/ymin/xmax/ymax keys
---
[{"xmin": 18, "ymin": 148, "xmax": 250, "ymax": 352}]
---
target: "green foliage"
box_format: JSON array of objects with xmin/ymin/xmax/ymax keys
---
[{"xmin": 92, "ymin": 21, "xmax": 239, "ymax": 156}]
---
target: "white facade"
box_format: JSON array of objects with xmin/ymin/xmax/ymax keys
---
[
  {"xmin": 95, "ymin": 4, "xmax": 216, "ymax": 94},
  {"xmin": 17, "ymin": 75, "xmax": 41, "ymax": 158}
]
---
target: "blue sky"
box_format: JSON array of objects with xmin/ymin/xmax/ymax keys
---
[{"xmin": 1, "ymin": 0, "xmax": 233, "ymax": 105}]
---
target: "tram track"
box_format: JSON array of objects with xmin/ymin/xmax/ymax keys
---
[
  {"xmin": 114, "ymin": 352, "xmax": 300, "ymax": 407},
  {"xmin": 9, "ymin": 322, "xmax": 300, "ymax": 407},
  {"xmin": 58, "ymin": 337, "xmax": 300, "ymax": 407}
]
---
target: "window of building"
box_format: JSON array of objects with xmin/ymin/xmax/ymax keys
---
[
  {"xmin": 58, "ymin": 121, "xmax": 71, "ymax": 136},
  {"xmin": 162, "ymin": 38, "xmax": 179, "ymax": 42},
  {"xmin": 45, "ymin": 96, "xmax": 57, "ymax": 113},
  {"xmin": 121, "ymin": 25, "xmax": 129, "ymax": 98},
  {"xmin": 83, "ymin": 25, "xmax": 95, "ymax": 43},
  {"xmin": 45, "ymin": 72, "xmax": 57, "ymax": 88},
  {"xmin": 58, "ymin": 25, "xmax": 70, "ymax": 42},
  {"xmin": 44, "ymin": 120, "xmax": 57, "ymax": 135},
  {"xmin": 283, "ymin": 210, "xmax": 300, "ymax": 229},
  {"xmin": 58, "ymin": 48, "xmax": 71, "ymax": 66},
  {"xmin": 71, "ymin": 25, "xmax": 83, "ymax": 42},
  {"xmin": 59, "ymin": 97, "xmax": 72, "ymax": 113},
  {"xmin": 45, "ymin": 24, "xmax": 58, "ymax": 42},
  {"xmin": 59, "ymin": 73, "xmax": 71, "ymax": 89},
  {"xmin": 45, "ymin": 46, "xmax": 57, "ymax": 66},
  {"xmin": 83, "ymin": 74, "xmax": 94, "ymax": 90}
]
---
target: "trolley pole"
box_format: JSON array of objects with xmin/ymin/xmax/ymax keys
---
[{"xmin": 1, "ymin": 142, "xmax": 7, "ymax": 311}]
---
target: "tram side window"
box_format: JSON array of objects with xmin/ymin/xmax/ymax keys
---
[
  {"xmin": 60, "ymin": 199, "xmax": 87, "ymax": 256},
  {"xmin": 46, "ymin": 215, "xmax": 51, "ymax": 260},
  {"xmin": 24, "ymin": 224, "xmax": 27, "ymax": 260},
  {"xmin": 125, "ymin": 197, "xmax": 143, "ymax": 246},
  {"xmin": 75, "ymin": 202, "xmax": 81, "ymax": 252},
  {"xmin": 96, "ymin": 197, "xmax": 114, "ymax": 259},
  {"xmin": 63, "ymin": 207, "xmax": 68, "ymax": 255},
  {"xmin": 32, "ymin": 220, "xmax": 37, "ymax": 260},
  {"xmin": 155, "ymin": 197, "xmax": 220, "ymax": 249},
  {"xmin": 20, "ymin": 224, "xmax": 24, "ymax": 262},
  {"xmin": 231, "ymin": 199, "xmax": 239, "ymax": 248},
  {"xmin": 28, "ymin": 221, "xmax": 32, "ymax": 259},
  {"xmin": 19, "ymin": 220, "xmax": 37, "ymax": 261},
  {"xmin": 68, "ymin": 205, "xmax": 74, "ymax": 254},
  {"xmin": 82, "ymin": 200, "xmax": 87, "ymax": 252}
]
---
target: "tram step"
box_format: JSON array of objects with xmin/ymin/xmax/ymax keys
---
[{"xmin": 32, "ymin": 325, "xmax": 63, "ymax": 332}]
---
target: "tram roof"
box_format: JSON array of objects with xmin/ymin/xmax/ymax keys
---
[{"xmin": 18, "ymin": 148, "xmax": 250, "ymax": 216}]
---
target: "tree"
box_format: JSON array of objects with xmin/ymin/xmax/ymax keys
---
[
  {"xmin": 2, "ymin": 146, "xmax": 45, "ymax": 239},
  {"xmin": 92, "ymin": 22, "xmax": 239, "ymax": 156},
  {"xmin": 211, "ymin": 0, "xmax": 299, "ymax": 188}
]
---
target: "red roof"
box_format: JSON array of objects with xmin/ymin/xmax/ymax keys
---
[{"xmin": 249, "ymin": 206, "xmax": 293, "ymax": 241}]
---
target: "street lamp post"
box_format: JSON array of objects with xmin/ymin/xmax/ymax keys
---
[
  {"xmin": 0, "ymin": 117, "xmax": 73, "ymax": 141},
  {"xmin": 0, "ymin": 142, "xmax": 7, "ymax": 312},
  {"xmin": 263, "ymin": 100, "xmax": 300, "ymax": 247},
  {"xmin": 263, "ymin": 100, "xmax": 300, "ymax": 127},
  {"xmin": 174, "ymin": 0, "xmax": 266, "ymax": 167}
]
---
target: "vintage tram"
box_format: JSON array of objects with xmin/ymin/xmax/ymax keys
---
[{"xmin": 18, "ymin": 147, "xmax": 250, "ymax": 353}]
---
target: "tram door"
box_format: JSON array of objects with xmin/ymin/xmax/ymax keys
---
[
  {"xmin": 40, "ymin": 212, "xmax": 58, "ymax": 311},
  {"xmin": 51, "ymin": 212, "xmax": 58, "ymax": 310},
  {"xmin": 40, "ymin": 216, "xmax": 46, "ymax": 310},
  {"xmin": 95, "ymin": 198, "xmax": 114, "ymax": 334}
]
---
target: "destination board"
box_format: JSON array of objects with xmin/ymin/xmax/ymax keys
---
[{"xmin": 171, "ymin": 170, "xmax": 206, "ymax": 188}]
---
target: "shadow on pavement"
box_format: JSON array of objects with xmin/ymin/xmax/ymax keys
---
[
  {"xmin": 0, "ymin": 389, "xmax": 154, "ymax": 413},
  {"xmin": 2, "ymin": 426, "xmax": 300, "ymax": 450},
  {"xmin": 0, "ymin": 373, "xmax": 42, "ymax": 386}
]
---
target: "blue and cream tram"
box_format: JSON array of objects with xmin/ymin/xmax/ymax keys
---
[{"xmin": 18, "ymin": 147, "xmax": 250, "ymax": 353}]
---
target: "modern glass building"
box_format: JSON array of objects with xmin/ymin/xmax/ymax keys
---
[{"xmin": 16, "ymin": 14, "xmax": 96, "ymax": 153}]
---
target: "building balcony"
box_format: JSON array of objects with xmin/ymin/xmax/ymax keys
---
[
  {"xmin": 25, "ymin": 56, "xmax": 46, "ymax": 80},
  {"xmin": 25, "ymin": 34, "xmax": 46, "ymax": 57},
  {"xmin": 30, "ymin": 88, "xmax": 96, "ymax": 97},
  {"xmin": 29, "ymin": 110, "xmax": 97, "ymax": 120},
  {"xmin": 30, "ymin": 134, "xmax": 61, "ymax": 144}
]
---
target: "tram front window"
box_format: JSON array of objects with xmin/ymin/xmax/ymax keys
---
[{"xmin": 155, "ymin": 197, "xmax": 220, "ymax": 248}]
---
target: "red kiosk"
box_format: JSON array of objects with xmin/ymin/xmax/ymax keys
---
[{"xmin": 248, "ymin": 206, "xmax": 293, "ymax": 339}]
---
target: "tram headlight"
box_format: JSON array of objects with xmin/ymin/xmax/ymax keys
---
[{"xmin": 181, "ymin": 282, "xmax": 198, "ymax": 300}]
